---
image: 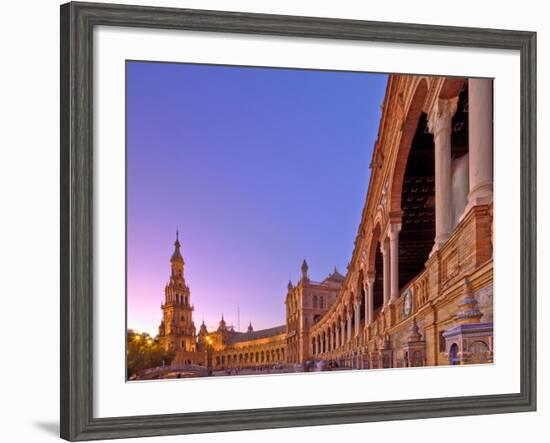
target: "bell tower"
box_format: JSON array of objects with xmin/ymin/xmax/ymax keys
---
[{"xmin": 158, "ymin": 231, "xmax": 197, "ymax": 353}]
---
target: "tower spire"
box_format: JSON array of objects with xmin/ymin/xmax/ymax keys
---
[
  {"xmin": 171, "ymin": 229, "xmax": 183, "ymax": 264},
  {"xmin": 301, "ymin": 258, "xmax": 309, "ymax": 281}
]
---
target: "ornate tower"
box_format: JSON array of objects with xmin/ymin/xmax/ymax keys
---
[{"xmin": 158, "ymin": 231, "xmax": 197, "ymax": 354}]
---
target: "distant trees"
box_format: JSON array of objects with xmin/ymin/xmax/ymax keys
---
[{"xmin": 127, "ymin": 329, "xmax": 174, "ymax": 379}]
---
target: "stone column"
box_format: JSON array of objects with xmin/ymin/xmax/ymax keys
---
[
  {"xmin": 347, "ymin": 310, "xmax": 352, "ymax": 342},
  {"xmin": 468, "ymin": 78, "xmax": 493, "ymax": 208},
  {"xmin": 354, "ymin": 301, "xmax": 360, "ymax": 336},
  {"xmin": 366, "ymin": 277, "xmax": 375, "ymax": 324},
  {"xmin": 317, "ymin": 335, "xmax": 321, "ymax": 356},
  {"xmin": 381, "ymin": 238, "xmax": 391, "ymax": 307},
  {"xmin": 363, "ymin": 283, "xmax": 369, "ymax": 325},
  {"xmin": 335, "ymin": 324, "xmax": 339, "ymax": 349},
  {"xmin": 389, "ymin": 223, "xmax": 401, "ymax": 303},
  {"xmin": 428, "ymin": 97, "xmax": 458, "ymax": 250},
  {"xmin": 318, "ymin": 334, "xmax": 321, "ymax": 355},
  {"xmin": 341, "ymin": 320, "xmax": 346, "ymax": 346}
]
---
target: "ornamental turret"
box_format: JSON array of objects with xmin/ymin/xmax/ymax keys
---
[
  {"xmin": 199, "ymin": 319, "xmax": 208, "ymax": 336},
  {"xmin": 218, "ymin": 313, "xmax": 227, "ymax": 332},
  {"xmin": 301, "ymin": 259, "xmax": 309, "ymax": 282}
]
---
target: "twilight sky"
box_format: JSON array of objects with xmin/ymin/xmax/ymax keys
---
[{"xmin": 127, "ymin": 61, "xmax": 387, "ymax": 336}]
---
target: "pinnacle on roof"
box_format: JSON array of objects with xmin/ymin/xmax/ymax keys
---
[{"xmin": 170, "ymin": 230, "xmax": 184, "ymax": 263}]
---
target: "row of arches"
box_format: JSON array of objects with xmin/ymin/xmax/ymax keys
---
[{"xmin": 215, "ymin": 347, "xmax": 285, "ymax": 368}]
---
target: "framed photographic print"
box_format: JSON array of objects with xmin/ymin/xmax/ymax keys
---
[{"xmin": 60, "ymin": 1, "xmax": 537, "ymax": 441}]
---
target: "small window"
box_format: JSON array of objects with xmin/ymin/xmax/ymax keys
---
[
  {"xmin": 319, "ymin": 296, "xmax": 324, "ymax": 309},
  {"xmin": 313, "ymin": 295, "xmax": 318, "ymax": 308}
]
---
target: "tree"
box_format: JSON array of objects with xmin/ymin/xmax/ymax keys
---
[{"xmin": 127, "ymin": 329, "xmax": 174, "ymax": 379}]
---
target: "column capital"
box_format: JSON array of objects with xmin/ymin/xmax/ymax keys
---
[
  {"xmin": 388, "ymin": 222, "xmax": 402, "ymax": 240},
  {"xmin": 380, "ymin": 237, "xmax": 389, "ymax": 255},
  {"xmin": 366, "ymin": 271, "xmax": 376, "ymax": 284},
  {"xmin": 428, "ymin": 96, "xmax": 458, "ymax": 136}
]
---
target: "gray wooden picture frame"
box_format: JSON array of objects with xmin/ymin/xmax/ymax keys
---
[{"xmin": 60, "ymin": 1, "xmax": 537, "ymax": 441}]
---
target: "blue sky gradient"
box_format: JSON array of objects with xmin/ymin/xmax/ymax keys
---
[{"xmin": 127, "ymin": 61, "xmax": 387, "ymax": 335}]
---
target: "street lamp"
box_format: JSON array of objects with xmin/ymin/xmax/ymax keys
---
[{"xmin": 206, "ymin": 336, "xmax": 213, "ymax": 376}]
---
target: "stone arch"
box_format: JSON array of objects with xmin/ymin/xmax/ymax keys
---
[
  {"xmin": 356, "ymin": 269, "xmax": 366, "ymax": 323},
  {"xmin": 449, "ymin": 343, "xmax": 459, "ymax": 365},
  {"xmin": 469, "ymin": 340, "xmax": 490, "ymax": 364},
  {"xmin": 367, "ymin": 223, "xmax": 385, "ymax": 311},
  {"xmin": 367, "ymin": 223, "xmax": 382, "ymax": 274},
  {"xmin": 389, "ymin": 77, "xmax": 429, "ymax": 214},
  {"xmin": 439, "ymin": 77, "xmax": 465, "ymax": 100}
]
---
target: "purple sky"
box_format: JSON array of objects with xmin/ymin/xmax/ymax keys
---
[{"xmin": 127, "ymin": 61, "xmax": 387, "ymax": 335}]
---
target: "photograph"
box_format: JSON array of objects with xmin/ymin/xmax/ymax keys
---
[{"xmin": 125, "ymin": 61, "xmax": 494, "ymax": 381}]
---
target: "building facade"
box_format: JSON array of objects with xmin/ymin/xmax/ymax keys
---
[
  {"xmin": 304, "ymin": 74, "xmax": 494, "ymax": 369},
  {"xmin": 155, "ymin": 73, "xmax": 493, "ymax": 374},
  {"xmin": 198, "ymin": 322, "xmax": 287, "ymax": 370},
  {"xmin": 285, "ymin": 260, "xmax": 344, "ymax": 364}
]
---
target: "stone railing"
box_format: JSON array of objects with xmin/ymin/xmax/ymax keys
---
[{"xmin": 437, "ymin": 204, "xmax": 493, "ymax": 292}]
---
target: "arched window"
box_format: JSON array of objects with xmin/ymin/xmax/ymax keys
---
[{"xmin": 449, "ymin": 343, "xmax": 460, "ymax": 365}]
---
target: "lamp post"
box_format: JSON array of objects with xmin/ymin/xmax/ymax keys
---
[{"xmin": 206, "ymin": 336, "xmax": 213, "ymax": 376}]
